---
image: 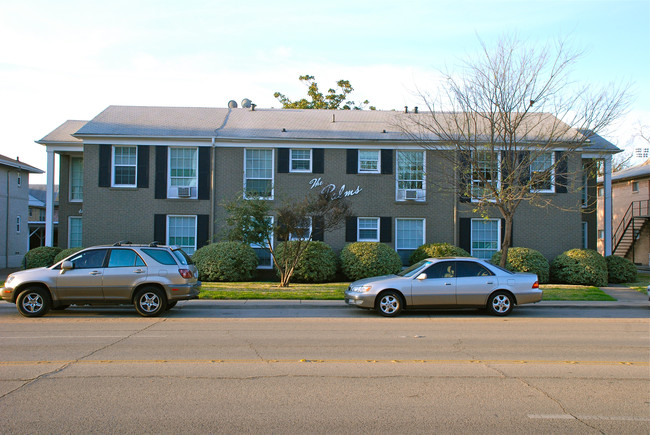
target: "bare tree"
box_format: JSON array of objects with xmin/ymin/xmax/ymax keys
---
[
  {"xmin": 397, "ymin": 35, "xmax": 630, "ymax": 266},
  {"xmin": 224, "ymin": 191, "xmax": 349, "ymax": 287}
]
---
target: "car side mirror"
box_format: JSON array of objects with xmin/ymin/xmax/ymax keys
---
[
  {"xmin": 61, "ymin": 261, "xmax": 74, "ymax": 273},
  {"xmin": 416, "ymin": 273, "xmax": 427, "ymax": 280}
]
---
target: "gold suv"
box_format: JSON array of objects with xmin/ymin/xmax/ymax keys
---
[{"xmin": 1, "ymin": 242, "xmax": 200, "ymax": 317}]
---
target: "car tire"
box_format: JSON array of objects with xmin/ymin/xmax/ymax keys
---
[
  {"xmin": 166, "ymin": 301, "xmax": 178, "ymax": 310},
  {"xmin": 487, "ymin": 291, "xmax": 514, "ymax": 316},
  {"xmin": 375, "ymin": 291, "xmax": 403, "ymax": 317},
  {"xmin": 17, "ymin": 287, "xmax": 52, "ymax": 317},
  {"xmin": 134, "ymin": 287, "xmax": 166, "ymax": 317}
]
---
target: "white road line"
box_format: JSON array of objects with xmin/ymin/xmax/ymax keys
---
[{"xmin": 528, "ymin": 414, "xmax": 650, "ymax": 422}]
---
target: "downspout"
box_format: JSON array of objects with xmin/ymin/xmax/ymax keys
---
[{"xmin": 5, "ymin": 171, "xmax": 9, "ymax": 268}]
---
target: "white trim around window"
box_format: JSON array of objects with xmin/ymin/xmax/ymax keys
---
[
  {"xmin": 471, "ymin": 151, "xmax": 500, "ymax": 202},
  {"xmin": 68, "ymin": 216, "xmax": 83, "ymax": 248},
  {"xmin": 358, "ymin": 150, "xmax": 381, "ymax": 174},
  {"xmin": 395, "ymin": 218, "xmax": 425, "ymax": 264},
  {"xmin": 168, "ymin": 147, "xmax": 199, "ymax": 199},
  {"xmin": 166, "ymin": 215, "xmax": 197, "ymax": 255},
  {"xmin": 529, "ymin": 152, "xmax": 555, "ymax": 193},
  {"xmin": 69, "ymin": 156, "xmax": 84, "ymax": 202},
  {"xmin": 357, "ymin": 217, "xmax": 380, "ymax": 242},
  {"xmin": 112, "ymin": 145, "xmax": 138, "ymax": 188},
  {"xmin": 244, "ymin": 148, "xmax": 274, "ymax": 199},
  {"xmin": 289, "ymin": 217, "xmax": 312, "ymax": 241},
  {"xmin": 470, "ymin": 218, "xmax": 501, "ymax": 260},
  {"xmin": 396, "ymin": 150, "xmax": 426, "ymax": 201},
  {"xmin": 290, "ymin": 149, "xmax": 312, "ymax": 173}
]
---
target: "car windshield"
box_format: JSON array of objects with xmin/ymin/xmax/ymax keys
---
[
  {"xmin": 398, "ymin": 260, "xmax": 433, "ymax": 277},
  {"xmin": 172, "ymin": 248, "xmax": 193, "ymax": 265}
]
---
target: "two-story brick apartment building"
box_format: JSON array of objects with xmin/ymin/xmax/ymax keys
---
[{"xmin": 37, "ymin": 105, "xmax": 618, "ymax": 266}]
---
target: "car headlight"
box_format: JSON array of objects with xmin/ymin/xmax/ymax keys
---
[
  {"xmin": 350, "ymin": 284, "xmax": 372, "ymax": 293},
  {"xmin": 5, "ymin": 275, "xmax": 15, "ymax": 285}
]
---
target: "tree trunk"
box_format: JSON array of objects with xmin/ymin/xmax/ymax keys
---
[{"xmin": 499, "ymin": 214, "xmax": 514, "ymax": 267}]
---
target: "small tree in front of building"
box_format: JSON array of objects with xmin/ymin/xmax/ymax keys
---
[{"xmin": 224, "ymin": 191, "xmax": 350, "ymax": 287}]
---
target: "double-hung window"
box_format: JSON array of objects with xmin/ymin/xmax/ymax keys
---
[
  {"xmin": 396, "ymin": 151, "xmax": 425, "ymax": 201},
  {"xmin": 70, "ymin": 156, "xmax": 83, "ymax": 202},
  {"xmin": 245, "ymin": 149, "xmax": 274, "ymax": 199},
  {"xmin": 471, "ymin": 151, "xmax": 499, "ymax": 200},
  {"xmin": 396, "ymin": 218, "xmax": 425, "ymax": 264},
  {"xmin": 112, "ymin": 146, "xmax": 137, "ymax": 187},
  {"xmin": 359, "ymin": 150, "xmax": 380, "ymax": 173},
  {"xmin": 470, "ymin": 219, "xmax": 500, "ymax": 260},
  {"xmin": 290, "ymin": 149, "xmax": 312, "ymax": 172},
  {"xmin": 69, "ymin": 217, "xmax": 83, "ymax": 248},
  {"xmin": 169, "ymin": 147, "xmax": 198, "ymax": 198},
  {"xmin": 289, "ymin": 217, "xmax": 312, "ymax": 241},
  {"xmin": 357, "ymin": 218, "xmax": 380, "ymax": 242},
  {"xmin": 167, "ymin": 215, "xmax": 197, "ymax": 255},
  {"xmin": 530, "ymin": 152, "xmax": 554, "ymax": 192}
]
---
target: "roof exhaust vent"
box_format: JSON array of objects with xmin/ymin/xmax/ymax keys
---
[
  {"xmin": 228, "ymin": 100, "xmax": 238, "ymax": 108},
  {"xmin": 241, "ymin": 98, "xmax": 252, "ymax": 109}
]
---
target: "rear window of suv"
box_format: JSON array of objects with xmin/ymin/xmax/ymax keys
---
[
  {"xmin": 141, "ymin": 249, "xmax": 177, "ymax": 265},
  {"xmin": 172, "ymin": 248, "xmax": 193, "ymax": 265}
]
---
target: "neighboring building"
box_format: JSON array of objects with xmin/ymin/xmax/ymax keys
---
[
  {"xmin": 598, "ymin": 159, "xmax": 650, "ymax": 266},
  {"xmin": 0, "ymin": 154, "xmax": 44, "ymax": 268},
  {"xmin": 28, "ymin": 184, "xmax": 59, "ymax": 249},
  {"xmin": 37, "ymin": 105, "xmax": 618, "ymax": 266}
]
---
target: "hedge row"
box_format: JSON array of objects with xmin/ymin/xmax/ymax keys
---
[{"xmin": 22, "ymin": 242, "xmax": 638, "ymax": 286}]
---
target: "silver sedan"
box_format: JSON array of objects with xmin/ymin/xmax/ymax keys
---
[{"xmin": 345, "ymin": 257, "xmax": 542, "ymax": 317}]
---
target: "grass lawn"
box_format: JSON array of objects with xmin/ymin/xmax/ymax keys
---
[
  {"xmin": 200, "ymin": 281, "xmax": 618, "ymax": 301},
  {"xmin": 623, "ymin": 272, "xmax": 650, "ymax": 294}
]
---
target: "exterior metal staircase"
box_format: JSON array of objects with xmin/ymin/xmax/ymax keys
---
[{"xmin": 612, "ymin": 200, "xmax": 649, "ymax": 262}]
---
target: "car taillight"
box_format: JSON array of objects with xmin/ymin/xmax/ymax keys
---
[
  {"xmin": 532, "ymin": 281, "xmax": 539, "ymax": 289},
  {"xmin": 179, "ymin": 269, "xmax": 193, "ymax": 279}
]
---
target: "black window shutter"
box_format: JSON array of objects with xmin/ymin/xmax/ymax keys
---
[
  {"xmin": 154, "ymin": 214, "xmax": 166, "ymax": 244},
  {"xmin": 98, "ymin": 145, "xmax": 111, "ymax": 187},
  {"xmin": 312, "ymin": 216, "xmax": 324, "ymax": 241},
  {"xmin": 198, "ymin": 147, "xmax": 211, "ymax": 200},
  {"xmin": 346, "ymin": 149, "xmax": 358, "ymax": 174},
  {"xmin": 313, "ymin": 149, "xmax": 324, "ymax": 174},
  {"xmin": 197, "ymin": 214, "xmax": 210, "ymax": 248},
  {"xmin": 137, "ymin": 146, "xmax": 149, "ymax": 188},
  {"xmin": 518, "ymin": 151, "xmax": 530, "ymax": 186},
  {"xmin": 345, "ymin": 216, "xmax": 357, "ymax": 242},
  {"xmin": 459, "ymin": 218, "xmax": 471, "ymax": 253},
  {"xmin": 381, "ymin": 149, "xmax": 393, "ymax": 174},
  {"xmin": 154, "ymin": 146, "xmax": 168, "ymax": 199},
  {"xmin": 458, "ymin": 152, "xmax": 471, "ymax": 203},
  {"xmin": 555, "ymin": 151, "xmax": 567, "ymax": 193},
  {"xmin": 380, "ymin": 217, "xmax": 392, "ymax": 243},
  {"xmin": 278, "ymin": 148, "xmax": 289, "ymax": 173},
  {"xmin": 501, "ymin": 151, "xmax": 511, "ymax": 191}
]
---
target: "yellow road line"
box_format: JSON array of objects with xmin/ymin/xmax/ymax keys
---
[{"xmin": 0, "ymin": 359, "xmax": 648, "ymax": 366}]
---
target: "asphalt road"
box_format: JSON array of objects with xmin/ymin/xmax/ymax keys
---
[{"xmin": 0, "ymin": 300, "xmax": 648, "ymax": 434}]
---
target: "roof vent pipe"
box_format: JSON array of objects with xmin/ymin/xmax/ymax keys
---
[
  {"xmin": 404, "ymin": 106, "xmax": 408, "ymax": 113},
  {"xmin": 414, "ymin": 107, "xmax": 418, "ymax": 114},
  {"xmin": 251, "ymin": 104, "xmax": 256, "ymax": 111}
]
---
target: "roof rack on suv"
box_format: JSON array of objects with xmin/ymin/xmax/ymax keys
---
[
  {"xmin": 149, "ymin": 241, "xmax": 161, "ymax": 247},
  {"xmin": 113, "ymin": 241, "xmax": 133, "ymax": 246}
]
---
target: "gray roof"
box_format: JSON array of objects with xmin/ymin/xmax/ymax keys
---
[
  {"xmin": 68, "ymin": 105, "xmax": 620, "ymax": 151},
  {"xmin": 0, "ymin": 154, "xmax": 43, "ymax": 173},
  {"xmin": 29, "ymin": 185, "xmax": 59, "ymax": 204},
  {"xmin": 611, "ymin": 159, "xmax": 650, "ymax": 182},
  {"xmin": 37, "ymin": 120, "xmax": 87, "ymax": 144},
  {"xmin": 577, "ymin": 130, "xmax": 621, "ymax": 153}
]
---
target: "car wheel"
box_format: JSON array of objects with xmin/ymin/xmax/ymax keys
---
[
  {"xmin": 376, "ymin": 291, "xmax": 403, "ymax": 317},
  {"xmin": 487, "ymin": 291, "xmax": 514, "ymax": 316},
  {"xmin": 17, "ymin": 287, "xmax": 52, "ymax": 317},
  {"xmin": 134, "ymin": 287, "xmax": 166, "ymax": 317},
  {"xmin": 166, "ymin": 301, "xmax": 178, "ymax": 310}
]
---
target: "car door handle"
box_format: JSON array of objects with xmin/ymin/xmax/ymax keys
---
[
  {"xmin": 486, "ymin": 281, "xmax": 494, "ymax": 285},
  {"xmin": 89, "ymin": 271, "xmax": 101, "ymax": 276},
  {"xmin": 134, "ymin": 269, "xmax": 145, "ymax": 274},
  {"xmin": 445, "ymin": 282, "xmax": 453, "ymax": 285}
]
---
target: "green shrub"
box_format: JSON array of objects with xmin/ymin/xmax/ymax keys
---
[
  {"xmin": 409, "ymin": 243, "xmax": 470, "ymax": 265},
  {"xmin": 192, "ymin": 242, "xmax": 258, "ymax": 282},
  {"xmin": 23, "ymin": 246, "xmax": 62, "ymax": 269},
  {"xmin": 53, "ymin": 247, "xmax": 85, "ymax": 264},
  {"xmin": 340, "ymin": 242, "xmax": 403, "ymax": 281},
  {"xmin": 606, "ymin": 255, "xmax": 637, "ymax": 284},
  {"xmin": 274, "ymin": 241, "xmax": 338, "ymax": 283},
  {"xmin": 550, "ymin": 249, "xmax": 608, "ymax": 287},
  {"xmin": 491, "ymin": 247, "xmax": 550, "ymax": 283}
]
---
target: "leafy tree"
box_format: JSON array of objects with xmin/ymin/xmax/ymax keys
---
[
  {"xmin": 397, "ymin": 35, "xmax": 629, "ymax": 267},
  {"xmin": 224, "ymin": 190, "xmax": 350, "ymax": 287},
  {"xmin": 274, "ymin": 75, "xmax": 375, "ymax": 110}
]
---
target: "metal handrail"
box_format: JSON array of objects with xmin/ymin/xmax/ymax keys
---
[{"xmin": 612, "ymin": 200, "xmax": 649, "ymax": 254}]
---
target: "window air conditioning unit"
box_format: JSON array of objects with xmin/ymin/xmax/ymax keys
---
[
  {"xmin": 177, "ymin": 186, "xmax": 192, "ymax": 198},
  {"xmin": 405, "ymin": 190, "xmax": 418, "ymax": 200}
]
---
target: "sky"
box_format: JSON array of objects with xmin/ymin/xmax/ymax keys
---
[{"xmin": 1, "ymin": 0, "xmax": 649, "ymax": 184}]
